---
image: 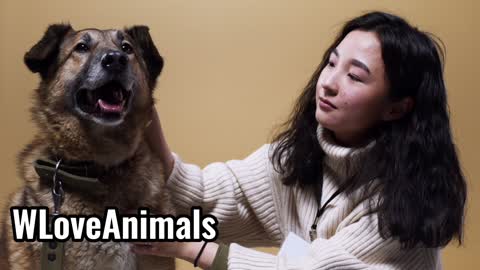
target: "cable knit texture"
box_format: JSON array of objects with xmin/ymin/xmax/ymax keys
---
[{"xmin": 166, "ymin": 125, "xmax": 441, "ymax": 269}]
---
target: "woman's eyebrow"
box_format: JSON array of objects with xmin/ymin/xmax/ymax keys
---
[
  {"xmin": 351, "ymin": 59, "xmax": 371, "ymax": 74},
  {"xmin": 332, "ymin": 48, "xmax": 371, "ymax": 74},
  {"xmin": 332, "ymin": 48, "xmax": 339, "ymax": 57}
]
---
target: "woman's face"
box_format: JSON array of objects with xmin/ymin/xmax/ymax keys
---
[{"xmin": 315, "ymin": 30, "xmax": 392, "ymax": 146}]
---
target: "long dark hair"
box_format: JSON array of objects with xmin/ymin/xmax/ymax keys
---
[{"xmin": 271, "ymin": 11, "xmax": 467, "ymax": 248}]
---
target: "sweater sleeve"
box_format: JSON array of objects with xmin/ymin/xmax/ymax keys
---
[
  {"xmin": 226, "ymin": 212, "xmax": 440, "ymax": 270},
  {"xmin": 166, "ymin": 144, "xmax": 282, "ymax": 245}
]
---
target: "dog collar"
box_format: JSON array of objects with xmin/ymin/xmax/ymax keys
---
[{"xmin": 34, "ymin": 158, "xmax": 107, "ymax": 195}]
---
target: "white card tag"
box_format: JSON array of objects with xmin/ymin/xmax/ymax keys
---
[{"xmin": 278, "ymin": 232, "xmax": 310, "ymax": 259}]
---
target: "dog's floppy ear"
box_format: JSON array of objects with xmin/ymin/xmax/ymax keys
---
[
  {"xmin": 24, "ymin": 23, "xmax": 72, "ymax": 79},
  {"xmin": 124, "ymin": 26, "xmax": 164, "ymax": 89}
]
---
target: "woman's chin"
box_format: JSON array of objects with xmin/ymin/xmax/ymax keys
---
[{"xmin": 315, "ymin": 110, "xmax": 332, "ymax": 128}]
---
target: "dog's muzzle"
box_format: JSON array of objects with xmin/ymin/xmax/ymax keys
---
[
  {"xmin": 76, "ymin": 81, "xmax": 131, "ymax": 111},
  {"xmin": 73, "ymin": 50, "xmax": 135, "ymax": 126}
]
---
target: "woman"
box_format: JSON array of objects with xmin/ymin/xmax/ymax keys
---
[{"xmin": 133, "ymin": 11, "xmax": 467, "ymax": 269}]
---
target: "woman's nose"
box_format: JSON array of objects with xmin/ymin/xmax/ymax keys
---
[{"xmin": 321, "ymin": 72, "xmax": 339, "ymax": 97}]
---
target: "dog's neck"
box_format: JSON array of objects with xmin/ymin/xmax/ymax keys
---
[
  {"xmin": 43, "ymin": 144, "xmax": 133, "ymax": 171},
  {"xmin": 34, "ymin": 157, "xmax": 107, "ymax": 196},
  {"xmin": 36, "ymin": 145, "xmax": 139, "ymax": 185},
  {"xmin": 33, "ymin": 147, "xmax": 143, "ymax": 201}
]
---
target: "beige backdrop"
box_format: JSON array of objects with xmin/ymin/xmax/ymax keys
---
[{"xmin": 0, "ymin": 0, "xmax": 478, "ymax": 269}]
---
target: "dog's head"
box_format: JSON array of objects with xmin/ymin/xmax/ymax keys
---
[{"xmin": 25, "ymin": 24, "xmax": 163, "ymax": 165}]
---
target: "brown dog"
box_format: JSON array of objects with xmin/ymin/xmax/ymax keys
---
[{"xmin": 0, "ymin": 24, "xmax": 174, "ymax": 269}]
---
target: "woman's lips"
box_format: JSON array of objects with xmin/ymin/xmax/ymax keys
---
[{"xmin": 319, "ymin": 97, "xmax": 337, "ymax": 110}]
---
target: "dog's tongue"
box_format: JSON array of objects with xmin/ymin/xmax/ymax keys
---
[{"xmin": 98, "ymin": 99, "xmax": 124, "ymax": 113}]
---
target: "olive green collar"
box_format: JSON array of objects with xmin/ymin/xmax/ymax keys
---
[{"xmin": 34, "ymin": 158, "xmax": 107, "ymax": 195}]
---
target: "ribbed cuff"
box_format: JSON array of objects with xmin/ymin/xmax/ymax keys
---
[
  {"xmin": 165, "ymin": 153, "xmax": 204, "ymax": 211},
  {"xmin": 166, "ymin": 152, "xmax": 183, "ymax": 185},
  {"xmin": 209, "ymin": 243, "xmax": 229, "ymax": 270},
  {"xmin": 228, "ymin": 243, "xmax": 277, "ymax": 269}
]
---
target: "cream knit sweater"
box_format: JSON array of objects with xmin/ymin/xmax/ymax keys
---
[{"xmin": 166, "ymin": 126, "xmax": 441, "ymax": 269}]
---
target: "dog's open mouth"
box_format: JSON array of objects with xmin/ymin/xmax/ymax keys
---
[{"xmin": 74, "ymin": 81, "xmax": 132, "ymax": 125}]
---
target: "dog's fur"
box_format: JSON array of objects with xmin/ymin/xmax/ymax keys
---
[{"xmin": 0, "ymin": 24, "xmax": 174, "ymax": 269}]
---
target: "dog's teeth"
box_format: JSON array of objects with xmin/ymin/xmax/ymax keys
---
[{"xmin": 114, "ymin": 90, "xmax": 123, "ymax": 101}]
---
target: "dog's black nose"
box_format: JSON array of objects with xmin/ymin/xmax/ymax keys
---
[{"xmin": 101, "ymin": 51, "xmax": 128, "ymax": 72}]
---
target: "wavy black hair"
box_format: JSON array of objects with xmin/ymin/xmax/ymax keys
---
[{"xmin": 271, "ymin": 11, "xmax": 467, "ymax": 248}]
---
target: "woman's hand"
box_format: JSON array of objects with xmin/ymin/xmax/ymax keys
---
[
  {"xmin": 145, "ymin": 106, "xmax": 175, "ymax": 179},
  {"xmin": 131, "ymin": 241, "xmax": 219, "ymax": 269}
]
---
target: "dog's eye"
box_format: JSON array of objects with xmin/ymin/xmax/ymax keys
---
[
  {"xmin": 74, "ymin": 43, "xmax": 89, "ymax": 53},
  {"xmin": 121, "ymin": 43, "xmax": 133, "ymax": 54}
]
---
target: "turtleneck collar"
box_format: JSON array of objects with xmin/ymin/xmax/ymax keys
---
[{"xmin": 317, "ymin": 125, "xmax": 375, "ymax": 180}]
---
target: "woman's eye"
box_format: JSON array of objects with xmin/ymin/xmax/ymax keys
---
[
  {"xmin": 121, "ymin": 43, "xmax": 133, "ymax": 54},
  {"xmin": 74, "ymin": 43, "xmax": 89, "ymax": 53},
  {"xmin": 348, "ymin": 73, "xmax": 362, "ymax": 82},
  {"xmin": 328, "ymin": 61, "xmax": 335, "ymax": 67}
]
